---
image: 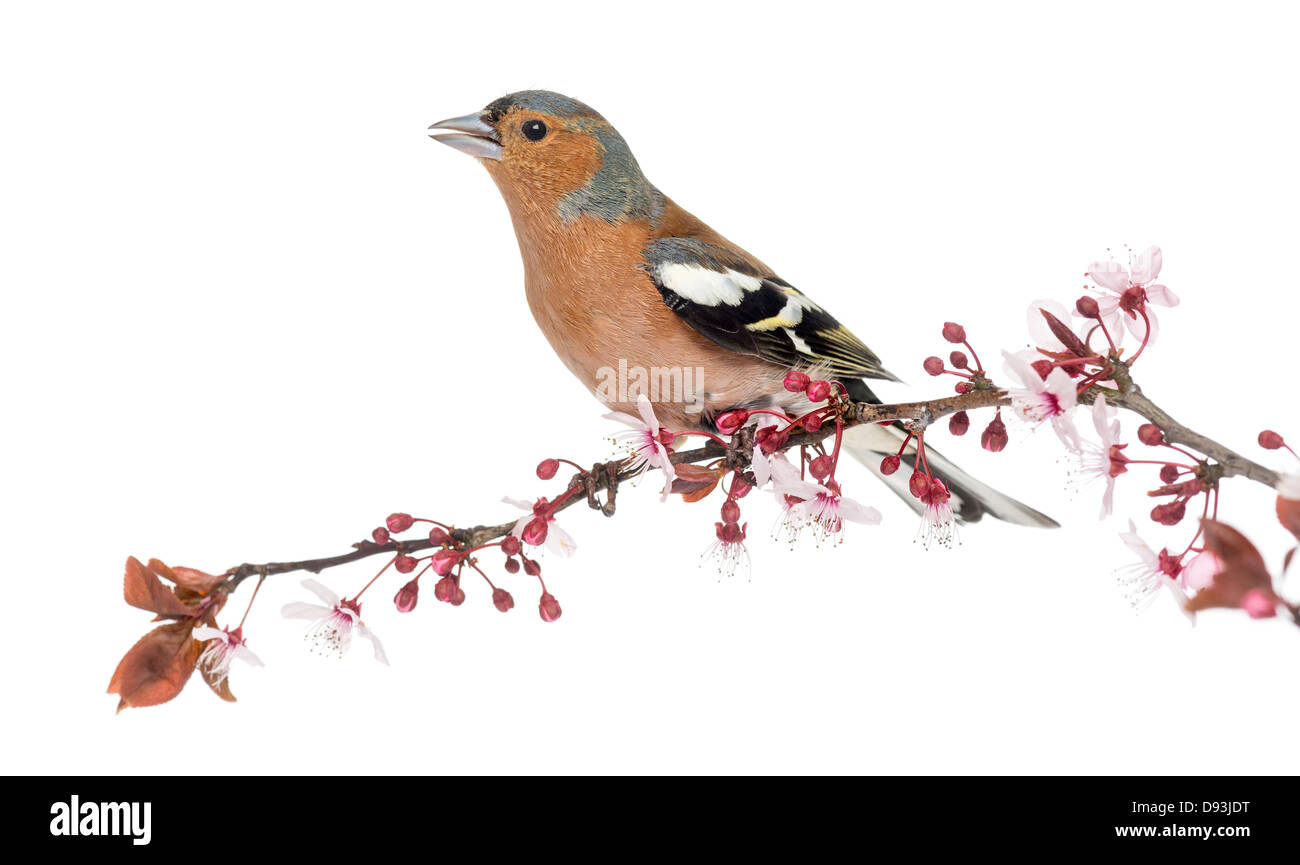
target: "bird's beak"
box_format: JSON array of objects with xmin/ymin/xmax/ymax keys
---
[{"xmin": 428, "ymin": 113, "xmax": 502, "ymax": 161}]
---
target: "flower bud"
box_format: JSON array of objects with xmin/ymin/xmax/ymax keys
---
[
  {"xmin": 1150, "ymin": 500, "xmax": 1187, "ymax": 526},
  {"xmin": 523, "ymin": 558, "xmax": 541, "ymax": 577},
  {"xmin": 1138, "ymin": 423, "xmax": 1164, "ymax": 446},
  {"xmin": 783, "ymin": 371, "xmax": 811, "ymax": 393},
  {"xmin": 949, "ymin": 411, "xmax": 970, "ymax": 436},
  {"xmin": 981, "ymin": 414, "xmax": 1009, "ymax": 453},
  {"xmin": 492, "ymin": 587, "xmax": 515, "ymax": 612},
  {"xmin": 521, "ymin": 517, "xmax": 549, "ymax": 546},
  {"xmin": 386, "ymin": 512, "xmax": 414, "ymax": 533},
  {"xmin": 949, "ymin": 350, "xmax": 969, "ymax": 370},
  {"xmin": 954, "ymin": 382, "xmax": 971, "ymax": 394},
  {"xmin": 504, "ymin": 557, "xmax": 520, "ymax": 574},
  {"xmin": 371, "ymin": 527, "xmax": 390, "ymax": 545},
  {"xmin": 720, "ymin": 498, "xmax": 741, "ymax": 524},
  {"xmin": 908, "ymin": 471, "xmax": 931, "ymax": 499},
  {"xmin": 450, "ymin": 586, "xmax": 466, "ymax": 606},
  {"xmin": 394, "ymin": 554, "xmax": 417, "ymax": 574},
  {"xmin": 756, "ymin": 426, "xmax": 790, "ymax": 455},
  {"xmin": 1259, "ymin": 430, "xmax": 1285, "ymax": 450},
  {"xmin": 394, "ymin": 579, "xmax": 419, "ymax": 613},
  {"xmin": 802, "ymin": 412, "xmax": 823, "ymax": 432},
  {"xmin": 501, "ymin": 534, "xmax": 522, "ymax": 556},
  {"xmin": 1240, "ymin": 588, "xmax": 1277, "ymax": 619},
  {"xmin": 806, "ymin": 380, "xmax": 832, "ymax": 403},
  {"xmin": 730, "ymin": 474, "xmax": 752, "ymax": 498},
  {"xmin": 538, "ymin": 592, "xmax": 562, "ymax": 622},
  {"xmin": 880, "ymin": 454, "xmax": 901, "ymax": 475},
  {"xmin": 715, "ymin": 409, "xmax": 750, "ymax": 435},
  {"xmin": 1075, "ymin": 296, "xmax": 1100, "ymax": 318},
  {"xmin": 428, "ymin": 527, "xmax": 449, "ymax": 545},
  {"xmin": 1159, "ymin": 464, "xmax": 1180, "ymax": 484},
  {"xmin": 808, "ymin": 454, "xmax": 833, "ymax": 480},
  {"xmin": 434, "ymin": 575, "xmax": 457, "ymax": 603},
  {"xmin": 942, "ymin": 322, "xmax": 966, "ymax": 343},
  {"xmin": 923, "ymin": 356, "xmax": 945, "ymax": 376},
  {"xmin": 536, "ymin": 458, "xmax": 559, "ymax": 479},
  {"xmin": 431, "ymin": 549, "xmax": 460, "ymax": 576}
]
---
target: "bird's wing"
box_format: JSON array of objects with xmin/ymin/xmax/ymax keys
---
[{"xmin": 641, "ymin": 237, "xmax": 899, "ymax": 382}]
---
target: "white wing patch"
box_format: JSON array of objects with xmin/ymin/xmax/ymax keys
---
[
  {"xmin": 782, "ymin": 327, "xmax": 813, "ymax": 354},
  {"xmin": 657, "ymin": 263, "xmax": 763, "ymax": 307}
]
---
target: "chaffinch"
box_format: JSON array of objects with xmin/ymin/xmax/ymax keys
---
[{"xmin": 430, "ymin": 90, "xmax": 1053, "ymax": 526}]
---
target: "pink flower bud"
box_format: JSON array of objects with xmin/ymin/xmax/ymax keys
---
[
  {"xmin": 428, "ymin": 527, "xmax": 449, "ymax": 545},
  {"xmin": 523, "ymin": 558, "xmax": 541, "ymax": 577},
  {"xmin": 492, "ymin": 588, "xmax": 515, "ymax": 613},
  {"xmin": 394, "ymin": 579, "xmax": 419, "ymax": 613},
  {"xmin": 521, "ymin": 517, "xmax": 549, "ymax": 546},
  {"xmin": 501, "ymin": 535, "xmax": 522, "ymax": 556},
  {"xmin": 371, "ymin": 527, "xmax": 390, "ymax": 545},
  {"xmin": 434, "ymin": 575, "xmax": 457, "ymax": 603},
  {"xmin": 981, "ymin": 414, "xmax": 1009, "ymax": 453},
  {"xmin": 923, "ymin": 356, "xmax": 945, "ymax": 376},
  {"xmin": 386, "ymin": 512, "xmax": 414, "ymax": 533},
  {"xmin": 1150, "ymin": 500, "xmax": 1187, "ymax": 526},
  {"xmin": 942, "ymin": 322, "xmax": 966, "ymax": 343},
  {"xmin": 802, "ymin": 412, "xmax": 823, "ymax": 432},
  {"xmin": 715, "ymin": 409, "xmax": 750, "ymax": 435},
  {"xmin": 783, "ymin": 371, "xmax": 811, "ymax": 393},
  {"xmin": 949, "ymin": 350, "xmax": 969, "ymax": 370},
  {"xmin": 1240, "ymin": 588, "xmax": 1277, "ymax": 619},
  {"xmin": 806, "ymin": 380, "xmax": 831, "ymax": 402},
  {"xmin": 1075, "ymin": 296, "xmax": 1100, "ymax": 318},
  {"xmin": 1137, "ymin": 423, "xmax": 1164, "ymax": 446},
  {"xmin": 536, "ymin": 458, "xmax": 559, "ymax": 480},
  {"xmin": 954, "ymin": 382, "xmax": 971, "ymax": 394},
  {"xmin": 450, "ymin": 586, "xmax": 466, "ymax": 606},
  {"xmin": 880, "ymin": 454, "xmax": 901, "ymax": 475},
  {"xmin": 720, "ymin": 498, "xmax": 741, "ymax": 523},
  {"xmin": 394, "ymin": 554, "xmax": 417, "ymax": 574},
  {"xmin": 504, "ymin": 557, "xmax": 520, "ymax": 574},
  {"xmin": 756, "ymin": 426, "xmax": 790, "ymax": 455},
  {"xmin": 808, "ymin": 454, "xmax": 833, "ymax": 480},
  {"xmin": 908, "ymin": 471, "xmax": 931, "ymax": 499},
  {"xmin": 1259, "ymin": 430, "xmax": 1285, "ymax": 450},
  {"xmin": 730, "ymin": 475, "xmax": 752, "ymax": 498},
  {"xmin": 949, "ymin": 411, "xmax": 970, "ymax": 436},
  {"xmin": 1159, "ymin": 464, "xmax": 1180, "ymax": 484},
  {"xmin": 538, "ymin": 592, "xmax": 562, "ymax": 622},
  {"xmin": 431, "ymin": 549, "xmax": 460, "ymax": 576}
]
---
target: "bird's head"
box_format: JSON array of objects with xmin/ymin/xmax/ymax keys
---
[{"xmin": 429, "ymin": 90, "xmax": 662, "ymax": 225}]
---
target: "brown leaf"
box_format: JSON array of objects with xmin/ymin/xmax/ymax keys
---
[
  {"xmin": 155, "ymin": 560, "xmax": 227, "ymax": 596},
  {"xmin": 123, "ymin": 557, "xmax": 192, "ymax": 618},
  {"xmin": 1185, "ymin": 520, "xmax": 1277, "ymax": 613},
  {"xmin": 1277, "ymin": 496, "xmax": 1300, "ymax": 544},
  {"xmin": 671, "ymin": 464, "xmax": 725, "ymax": 502},
  {"xmin": 107, "ymin": 621, "xmax": 202, "ymax": 712},
  {"xmin": 200, "ymin": 665, "xmax": 237, "ymax": 703}
]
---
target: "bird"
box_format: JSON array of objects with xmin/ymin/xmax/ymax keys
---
[{"xmin": 428, "ymin": 90, "xmax": 1055, "ymax": 527}]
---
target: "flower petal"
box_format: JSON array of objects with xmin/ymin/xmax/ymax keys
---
[
  {"xmin": 546, "ymin": 522, "xmax": 578, "ymax": 557},
  {"xmin": 837, "ymin": 497, "xmax": 883, "ymax": 525},
  {"xmin": 192, "ymin": 626, "xmax": 226, "ymax": 642},
  {"xmin": 234, "ymin": 644, "xmax": 264, "ymax": 667},
  {"xmin": 501, "ymin": 496, "xmax": 533, "ymax": 512},
  {"xmin": 1088, "ymin": 260, "xmax": 1129, "ymax": 292},
  {"xmin": 602, "ymin": 411, "xmax": 646, "ymax": 431},
  {"xmin": 635, "ymin": 393, "xmax": 661, "ymax": 433},
  {"xmin": 281, "ymin": 601, "xmax": 330, "ymax": 620},
  {"xmin": 357, "ymin": 624, "xmax": 389, "ymax": 665},
  {"xmin": 301, "ymin": 578, "xmax": 339, "ymax": 608},
  {"xmin": 1145, "ymin": 283, "xmax": 1179, "ymax": 307},
  {"xmin": 1130, "ymin": 246, "xmax": 1162, "ymax": 285}
]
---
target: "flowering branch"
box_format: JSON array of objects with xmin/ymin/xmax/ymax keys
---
[{"xmin": 107, "ymin": 244, "xmax": 1300, "ymax": 711}]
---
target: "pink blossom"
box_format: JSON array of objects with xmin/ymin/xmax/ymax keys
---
[
  {"xmin": 767, "ymin": 455, "xmax": 881, "ymax": 543},
  {"xmin": 1115, "ymin": 521, "xmax": 1193, "ymax": 622},
  {"xmin": 1001, "ymin": 350, "xmax": 1080, "ymax": 449},
  {"xmin": 281, "ymin": 579, "xmax": 389, "ymax": 663},
  {"xmin": 701, "ymin": 521, "xmax": 751, "ymax": 579},
  {"xmin": 604, "ymin": 394, "xmax": 676, "ymax": 499},
  {"xmin": 1067, "ymin": 394, "xmax": 1127, "ymax": 517},
  {"xmin": 192, "ymin": 625, "xmax": 262, "ymax": 684},
  {"xmin": 916, "ymin": 479, "xmax": 957, "ymax": 549},
  {"xmin": 1085, "ymin": 245, "xmax": 1179, "ymax": 344},
  {"xmin": 503, "ymin": 497, "xmax": 577, "ymax": 557},
  {"xmin": 1180, "ymin": 550, "xmax": 1223, "ymax": 591}
]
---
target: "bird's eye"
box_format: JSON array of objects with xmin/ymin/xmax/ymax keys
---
[{"xmin": 520, "ymin": 119, "xmax": 548, "ymax": 142}]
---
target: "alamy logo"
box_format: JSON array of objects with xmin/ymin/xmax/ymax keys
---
[
  {"xmin": 595, "ymin": 361, "xmax": 706, "ymax": 413},
  {"xmin": 49, "ymin": 795, "xmax": 151, "ymax": 846}
]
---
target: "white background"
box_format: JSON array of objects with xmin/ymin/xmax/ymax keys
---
[{"xmin": 2, "ymin": 1, "xmax": 1297, "ymax": 775}]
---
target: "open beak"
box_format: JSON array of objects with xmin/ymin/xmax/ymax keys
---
[{"xmin": 428, "ymin": 113, "xmax": 502, "ymax": 161}]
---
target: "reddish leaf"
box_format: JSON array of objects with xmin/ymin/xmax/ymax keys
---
[
  {"xmin": 155, "ymin": 560, "xmax": 226, "ymax": 596},
  {"xmin": 671, "ymin": 464, "xmax": 725, "ymax": 502},
  {"xmin": 123, "ymin": 557, "xmax": 192, "ymax": 618},
  {"xmin": 1185, "ymin": 520, "xmax": 1277, "ymax": 613},
  {"xmin": 1278, "ymin": 496, "xmax": 1300, "ymax": 544},
  {"xmin": 200, "ymin": 665, "xmax": 237, "ymax": 703},
  {"xmin": 1039, "ymin": 308, "xmax": 1089, "ymax": 358},
  {"xmin": 107, "ymin": 621, "xmax": 202, "ymax": 713}
]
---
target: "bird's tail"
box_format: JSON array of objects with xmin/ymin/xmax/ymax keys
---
[{"xmin": 843, "ymin": 422, "xmax": 1059, "ymax": 527}]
